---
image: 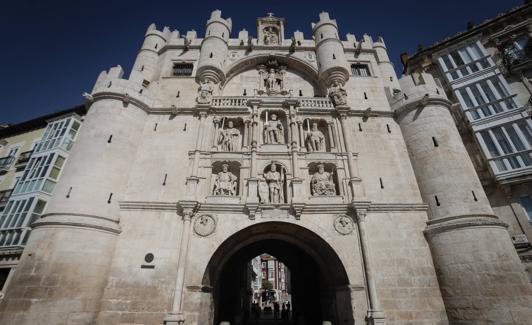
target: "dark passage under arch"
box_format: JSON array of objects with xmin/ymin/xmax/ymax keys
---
[{"xmin": 202, "ymin": 222, "xmax": 353, "ymax": 325}]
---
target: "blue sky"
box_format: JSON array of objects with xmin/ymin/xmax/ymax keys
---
[{"xmin": 0, "ymin": 0, "xmax": 523, "ymax": 124}]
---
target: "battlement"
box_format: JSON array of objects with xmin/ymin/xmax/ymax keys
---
[
  {"xmin": 391, "ymin": 73, "xmax": 449, "ymax": 113},
  {"xmin": 312, "ymin": 11, "xmax": 338, "ymax": 32},
  {"xmin": 207, "ymin": 9, "xmax": 232, "ymax": 31},
  {"xmin": 91, "ymin": 65, "xmax": 157, "ymax": 109}
]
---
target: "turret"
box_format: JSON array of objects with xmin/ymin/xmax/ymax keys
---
[
  {"xmin": 392, "ymin": 72, "xmax": 532, "ymax": 324},
  {"xmin": 1, "ymin": 66, "xmax": 148, "ymax": 323},
  {"xmin": 196, "ymin": 10, "xmax": 232, "ymax": 84},
  {"xmin": 131, "ymin": 23, "xmax": 171, "ymax": 83},
  {"xmin": 312, "ymin": 12, "xmax": 349, "ymax": 87},
  {"xmin": 372, "ymin": 36, "xmax": 400, "ymax": 89}
]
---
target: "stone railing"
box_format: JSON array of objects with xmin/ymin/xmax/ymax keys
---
[
  {"xmin": 212, "ymin": 97, "xmax": 248, "ymax": 108},
  {"xmin": 299, "ymin": 97, "xmax": 334, "ymax": 109},
  {"xmin": 212, "ymin": 96, "xmax": 334, "ymax": 110}
]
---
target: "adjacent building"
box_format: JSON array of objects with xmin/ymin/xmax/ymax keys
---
[
  {"xmin": 0, "ymin": 106, "xmax": 85, "ymax": 297},
  {"xmin": 403, "ymin": 2, "xmax": 532, "ymax": 267}
]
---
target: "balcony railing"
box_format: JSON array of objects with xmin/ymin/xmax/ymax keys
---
[
  {"xmin": 0, "ymin": 156, "xmax": 14, "ymax": 172},
  {"xmin": 15, "ymin": 150, "xmax": 33, "ymax": 167},
  {"xmin": 211, "ymin": 96, "xmax": 334, "ymax": 109}
]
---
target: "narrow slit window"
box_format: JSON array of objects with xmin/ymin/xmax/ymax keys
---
[
  {"xmin": 386, "ymin": 124, "xmax": 391, "ymax": 133},
  {"xmin": 379, "ymin": 177, "xmax": 384, "ymax": 189},
  {"xmin": 358, "ymin": 123, "xmax": 362, "ymax": 131},
  {"xmin": 209, "ymin": 52, "xmax": 213, "ymax": 58},
  {"xmin": 435, "ymin": 195, "xmax": 440, "ymax": 206},
  {"xmin": 107, "ymin": 135, "xmax": 113, "ymax": 143},
  {"xmin": 432, "ymin": 137, "xmax": 439, "ymax": 147},
  {"xmin": 472, "ymin": 190, "xmax": 478, "ymax": 201},
  {"xmin": 332, "ymin": 54, "xmax": 336, "ymax": 60},
  {"xmin": 154, "ymin": 123, "xmax": 158, "ymax": 131},
  {"xmin": 364, "ymin": 92, "xmax": 368, "ymax": 100}
]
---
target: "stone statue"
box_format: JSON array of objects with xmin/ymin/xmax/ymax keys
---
[
  {"xmin": 264, "ymin": 163, "xmax": 284, "ymax": 204},
  {"xmin": 213, "ymin": 164, "xmax": 238, "ymax": 196},
  {"xmin": 306, "ymin": 122, "xmax": 326, "ymax": 152},
  {"xmin": 311, "ymin": 164, "xmax": 336, "ymax": 196},
  {"xmin": 263, "ymin": 113, "xmax": 285, "ymax": 144},
  {"xmin": 266, "ymin": 68, "xmax": 278, "ymax": 92},
  {"xmin": 263, "ymin": 27, "xmax": 279, "ymax": 45},
  {"xmin": 328, "ymin": 81, "xmax": 347, "ymax": 106},
  {"xmin": 218, "ymin": 120, "xmax": 241, "ymax": 152},
  {"xmin": 197, "ymin": 80, "xmax": 214, "ymax": 104}
]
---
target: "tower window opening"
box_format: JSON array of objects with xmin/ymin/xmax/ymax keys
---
[
  {"xmin": 358, "ymin": 123, "xmax": 362, "ymax": 131},
  {"xmin": 176, "ymin": 91, "xmax": 180, "ymax": 97},
  {"xmin": 172, "ymin": 63, "xmax": 193, "ymax": 76},
  {"xmin": 107, "ymin": 135, "xmax": 113, "ymax": 143},
  {"xmin": 140, "ymin": 65, "xmax": 144, "ymax": 71},
  {"xmin": 183, "ymin": 123, "xmax": 187, "ymax": 131},
  {"xmin": 379, "ymin": 177, "xmax": 384, "ymax": 189},
  {"xmin": 163, "ymin": 173, "xmax": 168, "ymax": 186},
  {"xmin": 436, "ymin": 88, "xmax": 440, "ymax": 95},
  {"xmin": 155, "ymin": 43, "xmax": 158, "ymax": 49},
  {"xmin": 222, "ymin": 32, "xmax": 225, "ymax": 37},
  {"xmin": 472, "ymin": 190, "xmax": 478, "ymax": 201},
  {"xmin": 139, "ymin": 89, "xmax": 143, "ymax": 94},
  {"xmin": 210, "ymin": 52, "xmax": 213, "ymax": 58},
  {"xmin": 364, "ymin": 92, "xmax": 368, "ymax": 100},
  {"xmin": 386, "ymin": 124, "xmax": 391, "ymax": 133},
  {"xmin": 154, "ymin": 123, "xmax": 158, "ymax": 131},
  {"xmin": 243, "ymin": 89, "xmax": 247, "ymax": 96},
  {"xmin": 299, "ymin": 90, "xmax": 303, "ymax": 96},
  {"xmin": 333, "ymin": 54, "xmax": 336, "ymax": 60},
  {"xmin": 389, "ymin": 76, "xmax": 393, "ymax": 82},
  {"xmin": 432, "ymin": 137, "xmax": 439, "ymax": 147},
  {"xmin": 351, "ymin": 64, "xmax": 371, "ymax": 77},
  {"xmin": 435, "ymin": 195, "xmax": 440, "ymax": 206},
  {"xmin": 321, "ymin": 33, "xmax": 323, "ymax": 39}
]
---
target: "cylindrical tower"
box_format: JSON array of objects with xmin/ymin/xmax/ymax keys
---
[
  {"xmin": 196, "ymin": 9, "xmax": 232, "ymax": 84},
  {"xmin": 372, "ymin": 37, "xmax": 400, "ymax": 90},
  {"xmin": 131, "ymin": 23, "xmax": 169, "ymax": 82},
  {"xmin": 0, "ymin": 66, "xmax": 147, "ymax": 324},
  {"xmin": 393, "ymin": 72, "xmax": 532, "ymax": 323},
  {"xmin": 312, "ymin": 12, "xmax": 349, "ymax": 87}
]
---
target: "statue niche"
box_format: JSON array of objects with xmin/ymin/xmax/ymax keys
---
[
  {"xmin": 216, "ymin": 118, "xmax": 242, "ymax": 152},
  {"xmin": 262, "ymin": 111, "xmax": 286, "ymax": 145},
  {"xmin": 211, "ymin": 161, "xmax": 240, "ymax": 196},
  {"xmin": 304, "ymin": 119, "xmax": 329, "ymax": 152},
  {"xmin": 257, "ymin": 58, "xmax": 288, "ymax": 96},
  {"xmin": 259, "ymin": 162, "xmax": 287, "ymax": 204},
  {"xmin": 263, "ymin": 26, "xmax": 280, "ymax": 45},
  {"xmin": 308, "ymin": 162, "xmax": 338, "ymax": 196}
]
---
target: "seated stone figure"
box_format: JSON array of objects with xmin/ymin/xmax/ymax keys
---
[
  {"xmin": 213, "ymin": 164, "xmax": 238, "ymax": 196},
  {"xmin": 311, "ymin": 164, "xmax": 336, "ymax": 196}
]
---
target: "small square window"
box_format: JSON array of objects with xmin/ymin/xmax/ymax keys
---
[
  {"xmin": 351, "ymin": 64, "xmax": 371, "ymax": 77},
  {"xmin": 172, "ymin": 63, "xmax": 194, "ymax": 76}
]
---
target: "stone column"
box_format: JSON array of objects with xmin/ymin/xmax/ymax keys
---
[
  {"xmin": 212, "ymin": 116, "xmax": 220, "ymax": 150},
  {"xmin": 327, "ymin": 120, "xmax": 336, "ymax": 150},
  {"xmin": 246, "ymin": 99, "xmax": 261, "ymax": 218},
  {"xmin": 164, "ymin": 202, "xmax": 197, "ymax": 325},
  {"xmin": 337, "ymin": 111, "xmax": 364, "ymax": 199},
  {"xmin": 187, "ymin": 112, "xmax": 208, "ymax": 199},
  {"xmin": 243, "ymin": 119, "xmax": 251, "ymax": 150},
  {"xmin": 355, "ymin": 209, "xmax": 385, "ymax": 325},
  {"xmin": 297, "ymin": 119, "xmax": 304, "ymax": 151}
]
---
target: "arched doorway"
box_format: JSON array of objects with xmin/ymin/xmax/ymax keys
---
[{"xmin": 202, "ymin": 222, "xmax": 353, "ymax": 325}]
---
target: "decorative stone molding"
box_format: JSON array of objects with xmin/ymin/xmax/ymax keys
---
[{"xmin": 193, "ymin": 214, "xmax": 217, "ymax": 237}]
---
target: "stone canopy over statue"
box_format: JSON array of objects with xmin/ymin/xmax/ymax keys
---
[
  {"xmin": 311, "ymin": 163, "xmax": 336, "ymax": 196},
  {"xmin": 218, "ymin": 120, "xmax": 241, "ymax": 152},
  {"xmin": 263, "ymin": 113, "xmax": 285, "ymax": 144},
  {"xmin": 306, "ymin": 122, "xmax": 326, "ymax": 152},
  {"xmin": 213, "ymin": 164, "xmax": 238, "ymax": 196}
]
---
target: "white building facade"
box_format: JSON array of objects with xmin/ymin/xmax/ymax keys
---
[{"xmin": 0, "ymin": 10, "xmax": 531, "ymax": 325}]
